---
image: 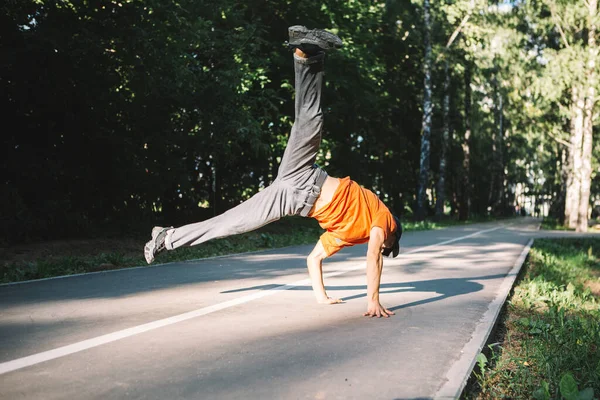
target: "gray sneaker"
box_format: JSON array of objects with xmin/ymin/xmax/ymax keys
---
[
  {"xmin": 287, "ymin": 25, "xmax": 343, "ymax": 53},
  {"xmin": 144, "ymin": 226, "xmax": 173, "ymax": 264}
]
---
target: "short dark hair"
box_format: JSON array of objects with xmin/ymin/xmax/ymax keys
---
[{"xmin": 382, "ymin": 215, "xmax": 402, "ymax": 258}]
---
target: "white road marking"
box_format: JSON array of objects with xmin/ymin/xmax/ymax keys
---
[{"xmin": 0, "ymin": 224, "xmax": 507, "ymax": 375}]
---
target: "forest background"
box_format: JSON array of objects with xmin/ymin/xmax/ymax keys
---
[{"xmin": 2, "ymin": 0, "xmax": 599, "ymax": 245}]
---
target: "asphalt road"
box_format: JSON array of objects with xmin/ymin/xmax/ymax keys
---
[{"xmin": 1, "ymin": 217, "xmax": 597, "ymax": 399}]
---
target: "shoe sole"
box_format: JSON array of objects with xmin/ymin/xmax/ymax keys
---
[
  {"xmin": 144, "ymin": 226, "xmax": 163, "ymax": 264},
  {"xmin": 288, "ymin": 25, "xmax": 343, "ymax": 51},
  {"xmin": 144, "ymin": 241, "xmax": 154, "ymax": 264}
]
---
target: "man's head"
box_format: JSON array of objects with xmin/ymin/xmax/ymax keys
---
[{"xmin": 382, "ymin": 215, "xmax": 402, "ymax": 258}]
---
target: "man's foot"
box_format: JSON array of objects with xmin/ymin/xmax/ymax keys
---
[
  {"xmin": 287, "ymin": 25, "xmax": 343, "ymax": 54},
  {"xmin": 144, "ymin": 226, "xmax": 173, "ymax": 264}
]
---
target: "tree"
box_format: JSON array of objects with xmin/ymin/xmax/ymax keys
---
[
  {"xmin": 543, "ymin": 0, "xmax": 598, "ymax": 231},
  {"xmin": 416, "ymin": 0, "xmax": 433, "ymax": 220}
]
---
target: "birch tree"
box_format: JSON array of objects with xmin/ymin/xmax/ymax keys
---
[
  {"xmin": 577, "ymin": 0, "xmax": 598, "ymax": 232},
  {"xmin": 547, "ymin": 0, "xmax": 599, "ymax": 231},
  {"xmin": 416, "ymin": 0, "xmax": 433, "ymax": 220}
]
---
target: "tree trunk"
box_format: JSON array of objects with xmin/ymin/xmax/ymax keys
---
[
  {"xmin": 459, "ymin": 63, "xmax": 472, "ymax": 221},
  {"xmin": 436, "ymin": 59, "xmax": 451, "ymax": 220},
  {"xmin": 578, "ymin": 110, "xmax": 593, "ymax": 232},
  {"xmin": 496, "ymin": 83, "xmax": 505, "ymax": 212},
  {"xmin": 450, "ymin": 130, "xmax": 459, "ymax": 217},
  {"xmin": 489, "ymin": 72, "xmax": 498, "ymax": 210},
  {"xmin": 552, "ymin": 147, "xmax": 568, "ymax": 222},
  {"xmin": 577, "ymin": 0, "xmax": 598, "ymax": 232},
  {"xmin": 417, "ymin": 0, "xmax": 433, "ymax": 220},
  {"xmin": 211, "ymin": 163, "xmax": 219, "ymax": 216},
  {"xmin": 489, "ymin": 60, "xmax": 505, "ymax": 215},
  {"xmin": 565, "ymin": 86, "xmax": 584, "ymax": 228}
]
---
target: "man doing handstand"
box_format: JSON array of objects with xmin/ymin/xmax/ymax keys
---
[{"xmin": 144, "ymin": 26, "xmax": 402, "ymax": 318}]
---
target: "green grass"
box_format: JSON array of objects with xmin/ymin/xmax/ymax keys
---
[
  {"xmin": 465, "ymin": 238, "xmax": 600, "ymax": 399},
  {"xmin": 541, "ymin": 217, "xmax": 574, "ymax": 231},
  {"xmin": 403, "ymin": 214, "xmax": 509, "ymax": 231},
  {"xmin": 1, "ymin": 215, "xmax": 510, "ymax": 284}
]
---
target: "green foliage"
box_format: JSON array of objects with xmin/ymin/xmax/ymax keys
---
[
  {"xmin": 541, "ymin": 217, "xmax": 573, "ymax": 231},
  {"xmin": 1, "ymin": 0, "xmax": 427, "ymax": 242},
  {"xmin": 465, "ymin": 239, "xmax": 600, "ymax": 399},
  {"xmin": 1, "ymin": 0, "xmax": 598, "ymax": 242},
  {"xmin": 475, "ymin": 352, "xmax": 489, "ymax": 382},
  {"xmin": 559, "ymin": 372, "xmax": 594, "ymax": 400},
  {"xmin": 533, "ymin": 381, "xmax": 550, "ymax": 400}
]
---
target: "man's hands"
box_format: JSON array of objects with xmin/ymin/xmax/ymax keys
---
[
  {"xmin": 318, "ymin": 296, "xmax": 344, "ymax": 305},
  {"xmin": 364, "ymin": 301, "xmax": 395, "ymax": 318},
  {"xmin": 307, "ymin": 236, "xmax": 394, "ymax": 317},
  {"xmin": 307, "ymin": 241, "xmax": 335, "ymax": 304},
  {"xmin": 363, "ymin": 227, "xmax": 394, "ymax": 318},
  {"xmin": 321, "ymin": 297, "xmax": 394, "ymax": 318}
]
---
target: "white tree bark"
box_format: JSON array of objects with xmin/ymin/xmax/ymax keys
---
[
  {"xmin": 496, "ymin": 87, "xmax": 505, "ymax": 210},
  {"xmin": 460, "ymin": 63, "xmax": 472, "ymax": 221},
  {"xmin": 436, "ymin": 59, "xmax": 451, "ymax": 219},
  {"xmin": 565, "ymin": 86, "xmax": 584, "ymax": 229},
  {"xmin": 489, "ymin": 61, "xmax": 505, "ymax": 212},
  {"xmin": 417, "ymin": 0, "xmax": 433, "ymax": 220},
  {"xmin": 577, "ymin": 0, "xmax": 598, "ymax": 232}
]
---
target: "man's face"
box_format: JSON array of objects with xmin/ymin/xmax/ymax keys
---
[{"xmin": 381, "ymin": 233, "xmax": 396, "ymax": 255}]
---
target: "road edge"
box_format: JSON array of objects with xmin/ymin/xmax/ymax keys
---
[{"xmin": 433, "ymin": 238, "xmax": 534, "ymax": 399}]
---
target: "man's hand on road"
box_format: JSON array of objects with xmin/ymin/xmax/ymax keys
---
[
  {"xmin": 318, "ymin": 297, "xmax": 344, "ymax": 305},
  {"xmin": 363, "ymin": 301, "xmax": 394, "ymax": 318}
]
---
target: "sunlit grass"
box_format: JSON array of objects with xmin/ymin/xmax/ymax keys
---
[
  {"xmin": 403, "ymin": 214, "xmax": 508, "ymax": 231},
  {"xmin": 465, "ymin": 238, "xmax": 600, "ymax": 399},
  {"xmin": 540, "ymin": 217, "xmax": 574, "ymax": 231}
]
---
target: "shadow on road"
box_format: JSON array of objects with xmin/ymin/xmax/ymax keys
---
[{"xmin": 221, "ymin": 273, "xmax": 510, "ymax": 311}]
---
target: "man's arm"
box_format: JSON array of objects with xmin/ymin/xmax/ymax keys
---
[
  {"xmin": 306, "ymin": 241, "xmax": 343, "ymax": 304},
  {"xmin": 364, "ymin": 227, "xmax": 395, "ymax": 318}
]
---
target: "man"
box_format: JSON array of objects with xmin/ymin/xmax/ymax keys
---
[{"xmin": 145, "ymin": 26, "xmax": 402, "ymax": 318}]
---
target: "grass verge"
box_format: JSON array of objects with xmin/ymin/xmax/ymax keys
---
[
  {"xmin": 541, "ymin": 217, "xmax": 574, "ymax": 231},
  {"xmin": 1, "ymin": 216, "xmax": 506, "ymax": 284},
  {"xmin": 464, "ymin": 238, "xmax": 600, "ymax": 399}
]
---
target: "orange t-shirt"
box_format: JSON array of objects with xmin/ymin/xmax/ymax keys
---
[{"xmin": 310, "ymin": 177, "xmax": 397, "ymax": 256}]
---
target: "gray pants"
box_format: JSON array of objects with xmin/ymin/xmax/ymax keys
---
[{"xmin": 166, "ymin": 53, "xmax": 328, "ymax": 250}]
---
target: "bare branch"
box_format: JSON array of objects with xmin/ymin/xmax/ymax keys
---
[
  {"xmin": 446, "ymin": 13, "xmax": 471, "ymax": 49},
  {"xmin": 546, "ymin": 130, "xmax": 572, "ymax": 148},
  {"xmin": 557, "ymin": 100, "xmax": 570, "ymax": 115},
  {"xmin": 549, "ymin": 2, "xmax": 571, "ymax": 48},
  {"xmin": 435, "ymin": 1, "xmax": 475, "ymax": 63}
]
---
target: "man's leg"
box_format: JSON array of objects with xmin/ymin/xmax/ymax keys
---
[
  {"xmin": 165, "ymin": 182, "xmax": 296, "ymax": 249},
  {"xmin": 277, "ymin": 26, "xmax": 342, "ymax": 179},
  {"xmin": 277, "ymin": 52, "xmax": 325, "ymax": 179},
  {"xmin": 144, "ymin": 182, "xmax": 297, "ymax": 263}
]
